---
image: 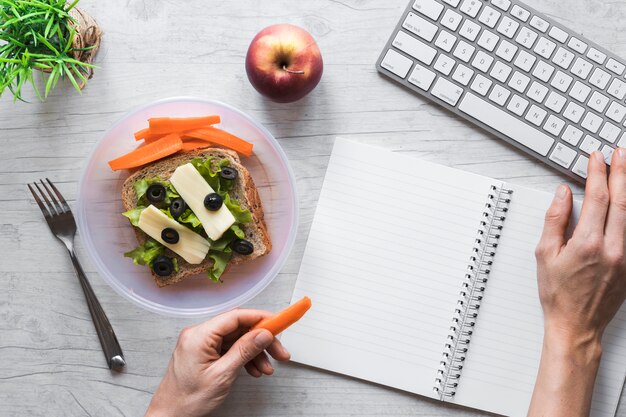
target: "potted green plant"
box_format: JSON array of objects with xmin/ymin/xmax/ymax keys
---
[{"xmin": 0, "ymin": 0, "xmax": 102, "ymax": 102}]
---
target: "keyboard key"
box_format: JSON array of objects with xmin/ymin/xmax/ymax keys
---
[
  {"xmin": 569, "ymin": 81, "xmax": 591, "ymax": 103},
  {"xmin": 589, "ymin": 68, "xmax": 611, "ymax": 90},
  {"xmin": 572, "ymin": 155, "xmax": 589, "ymax": 178},
  {"xmin": 553, "ymin": 47, "xmax": 575, "ymax": 69},
  {"xmin": 545, "ymin": 91, "xmax": 567, "ymax": 113},
  {"xmin": 441, "ymin": 9, "xmax": 463, "ymax": 31},
  {"xmin": 587, "ymin": 48, "xmax": 607, "ymax": 65},
  {"xmin": 528, "ymin": 81, "xmax": 549, "ymax": 103},
  {"xmin": 442, "ymin": 0, "xmax": 461, "ymax": 6},
  {"xmin": 529, "ymin": 16, "xmax": 549, "ymax": 33},
  {"xmin": 393, "ymin": 31, "xmax": 437, "ymax": 65},
  {"xmin": 460, "ymin": 0, "xmax": 482, "ymax": 18},
  {"xmin": 507, "ymin": 94, "xmax": 529, "ymax": 115},
  {"xmin": 567, "ymin": 37, "xmax": 587, "ymax": 54},
  {"xmin": 508, "ymin": 71, "xmax": 530, "ymax": 93},
  {"xmin": 619, "ymin": 133, "xmax": 626, "ymax": 148},
  {"xmin": 548, "ymin": 26, "xmax": 568, "ymax": 43},
  {"xmin": 563, "ymin": 102, "xmax": 584, "ymax": 123},
  {"xmin": 477, "ymin": 30, "xmax": 500, "ymax": 52},
  {"xmin": 533, "ymin": 37, "xmax": 556, "ymax": 59},
  {"xmin": 413, "ymin": 0, "xmax": 444, "ymax": 21},
  {"xmin": 497, "ymin": 16, "xmax": 519, "ymax": 39},
  {"xmin": 459, "ymin": 19, "xmax": 482, "ymax": 42},
  {"xmin": 606, "ymin": 102, "xmax": 626, "ymax": 124},
  {"xmin": 581, "ymin": 112, "xmax": 603, "ymax": 134},
  {"xmin": 488, "ymin": 84, "xmax": 510, "ymax": 105},
  {"xmin": 608, "ymin": 78, "xmax": 626, "ymax": 100},
  {"xmin": 434, "ymin": 54, "xmax": 456, "ymax": 75},
  {"xmin": 453, "ymin": 40, "xmax": 476, "ymax": 62},
  {"xmin": 472, "ymin": 51, "xmax": 494, "ymax": 72},
  {"xmin": 588, "ymin": 91, "xmax": 610, "ymax": 113},
  {"xmin": 381, "ymin": 49, "xmax": 413, "ymax": 78},
  {"xmin": 562, "ymin": 125, "xmax": 584, "ymax": 146},
  {"xmin": 403, "ymin": 12, "xmax": 439, "ymax": 42},
  {"xmin": 435, "ymin": 30, "xmax": 458, "ymax": 52},
  {"xmin": 549, "ymin": 142, "xmax": 577, "ymax": 168},
  {"xmin": 551, "ymin": 70, "xmax": 573, "ymax": 92},
  {"xmin": 580, "ymin": 135, "xmax": 602, "ymax": 153},
  {"xmin": 431, "ymin": 77, "xmax": 464, "ymax": 105},
  {"xmin": 491, "ymin": 0, "xmax": 511, "ymax": 12},
  {"xmin": 510, "ymin": 5, "xmax": 530, "ymax": 22},
  {"xmin": 470, "ymin": 74, "xmax": 493, "ymax": 96},
  {"xmin": 599, "ymin": 122, "xmax": 620, "ymax": 143},
  {"xmin": 452, "ymin": 64, "xmax": 475, "ymax": 85},
  {"xmin": 606, "ymin": 58, "xmax": 625, "ymax": 76},
  {"xmin": 514, "ymin": 50, "xmax": 536, "ymax": 72},
  {"xmin": 478, "ymin": 6, "xmax": 501, "ymax": 29},
  {"xmin": 601, "ymin": 145, "xmax": 615, "ymax": 165},
  {"xmin": 491, "ymin": 61, "xmax": 512, "ymax": 82},
  {"xmin": 532, "ymin": 60, "xmax": 555, "ymax": 82},
  {"xmin": 495, "ymin": 39, "xmax": 518, "ymax": 62},
  {"xmin": 525, "ymin": 105, "xmax": 547, "ymax": 126},
  {"xmin": 544, "ymin": 115, "xmax": 566, "ymax": 136},
  {"xmin": 570, "ymin": 58, "xmax": 593, "ymax": 79},
  {"xmin": 459, "ymin": 93, "xmax": 554, "ymax": 156},
  {"xmin": 408, "ymin": 64, "xmax": 437, "ymax": 90},
  {"xmin": 515, "ymin": 27, "xmax": 538, "ymax": 49}
]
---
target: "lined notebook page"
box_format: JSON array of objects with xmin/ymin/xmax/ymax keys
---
[
  {"xmin": 282, "ymin": 138, "xmax": 500, "ymax": 398},
  {"xmin": 455, "ymin": 183, "xmax": 626, "ymax": 417}
]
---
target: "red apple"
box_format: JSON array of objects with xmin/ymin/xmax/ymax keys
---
[{"xmin": 246, "ymin": 24, "xmax": 323, "ymax": 103}]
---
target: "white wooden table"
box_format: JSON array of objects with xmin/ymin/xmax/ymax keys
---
[{"xmin": 2, "ymin": 0, "xmax": 625, "ymax": 416}]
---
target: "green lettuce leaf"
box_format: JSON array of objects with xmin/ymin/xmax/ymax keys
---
[
  {"xmin": 134, "ymin": 177, "xmax": 179, "ymax": 206},
  {"xmin": 122, "ymin": 207, "xmax": 145, "ymax": 227},
  {"xmin": 124, "ymin": 238, "xmax": 164, "ymax": 266},
  {"xmin": 224, "ymin": 193, "xmax": 252, "ymax": 223},
  {"xmin": 208, "ymin": 249, "xmax": 233, "ymax": 282}
]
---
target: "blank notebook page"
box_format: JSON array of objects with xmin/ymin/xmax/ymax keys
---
[
  {"xmin": 456, "ymin": 183, "xmax": 626, "ymax": 417},
  {"xmin": 282, "ymin": 138, "xmax": 501, "ymax": 397}
]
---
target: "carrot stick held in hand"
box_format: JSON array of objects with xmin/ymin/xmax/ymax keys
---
[{"xmin": 252, "ymin": 296, "xmax": 312, "ymax": 336}]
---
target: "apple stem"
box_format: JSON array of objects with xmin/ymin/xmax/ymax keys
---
[{"xmin": 282, "ymin": 65, "xmax": 305, "ymax": 75}]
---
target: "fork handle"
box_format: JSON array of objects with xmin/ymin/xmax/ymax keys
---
[{"xmin": 68, "ymin": 249, "xmax": 126, "ymax": 370}]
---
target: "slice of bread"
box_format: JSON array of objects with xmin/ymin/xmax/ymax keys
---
[{"xmin": 121, "ymin": 148, "xmax": 272, "ymax": 287}]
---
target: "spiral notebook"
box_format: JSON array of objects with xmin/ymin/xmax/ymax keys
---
[{"xmin": 281, "ymin": 138, "xmax": 626, "ymax": 417}]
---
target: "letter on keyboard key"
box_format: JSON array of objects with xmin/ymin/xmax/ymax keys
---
[
  {"xmin": 435, "ymin": 30, "xmax": 457, "ymax": 53},
  {"xmin": 459, "ymin": 93, "xmax": 554, "ymax": 156},
  {"xmin": 459, "ymin": 20, "xmax": 482, "ymax": 42},
  {"xmin": 491, "ymin": 61, "xmax": 513, "ymax": 83},
  {"xmin": 507, "ymin": 94, "xmax": 529, "ymax": 115},
  {"xmin": 563, "ymin": 102, "xmax": 585, "ymax": 124},
  {"xmin": 393, "ymin": 31, "xmax": 437, "ymax": 65},
  {"xmin": 433, "ymin": 54, "xmax": 455, "ymax": 76},
  {"xmin": 452, "ymin": 64, "xmax": 475, "ymax": 86},
  {"xmin": 408, "ymin": 64, "xmax": 437, "ymax": 90},
  {"xmin": 413, "ymin": 0, "xmax": 444, "ymax": 21},
  {"xmin": 441, "ymin": 9, "xmax": 463, "ymax": 32},
  {"xmin": 549, "ymin": 143, "xmax": 577, "ymax": 168},
  {"xmin": 581, "ymin": 112, "xmax": 603, "ymax": 134},
  {"xmin": 572, "ymin": 155, "xmax": 589, "ymax": 178},
  {"xmin": 543, "ymin": 115, "xmax": 566, "ymax": 136},
  {"xmin": 477, "ymin": 30, "xmax": 500, "ymax": 52},
  {"xmin": 587, "ymin": 91, "xmax": 609, "ymax": 113},
  {"xmin": 470, "ymin": 74, "xmax": 493, "ymax": 96},
  {"xmin": 488, "ymin": 84, "xmax": 510, "ymax": 105},
  {"xmin": 525, "ymin": 105, "xmax": 547, "ymax": 126},
  {"xmin": 403, "ymin": 12, "xmax": 439, "ymax": 42},
  {"xmin": 532, "ymin": 60, "xmax": 555, "ymax": 82},
  {"xmin": 545, "ymin": 91, "xmax": 566, "ymax": 113},
  {"xmin": 472, "ymin": 51, "xmax": 494, "ymax": 73},
  {"xmin": 381, "ymin": 49, "xmax": 413, "ymax": 78},
  {"xmin": 431, "ymin": 78, "xmax": 464, "ymax": 106},
  {"xmin": 496, "ymin": 39, "xmax": 518, "ymax": 62},
  {"xmin": 606, "ymin": 102, "xmax": 626, "ymax": 124}
]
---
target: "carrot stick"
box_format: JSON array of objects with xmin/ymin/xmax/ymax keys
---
[
  {"xmin": 134, "ymin": 127, "xmax": 164, "ymax": 142},
  {"xmin": 149, "ymin": 116, "xmax": 221, "ymax": 134},
  {"xmin": 251, "ymin": 296, "xmax": 312, "ymax": 336},
  {"xmin": 181, "ymin": 140, "xmax": 211, "ymax": 152},
  {"xmin": 108, "ymin": 133, "xmax": 183, "ymax": 171},
  {"xmin": 182, "ymin": 126, "xmax": 253, "ymax": 157}
]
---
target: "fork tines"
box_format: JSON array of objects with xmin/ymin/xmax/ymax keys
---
[{"xmin": 28, "ymin": 178, "xmax": 71, "ymax": 218}]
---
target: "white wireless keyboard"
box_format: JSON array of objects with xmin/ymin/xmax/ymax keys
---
[{"xmin": 376, "ymin": 0, "xmax": 626, "ymax": 183}]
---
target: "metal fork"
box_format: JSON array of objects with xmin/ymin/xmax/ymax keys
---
[{"xmin": 28, "ymin": 179, "xmax": 125, "ymax": 370}]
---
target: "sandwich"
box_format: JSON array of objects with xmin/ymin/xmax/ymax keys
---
[{"xmin": 120, "ymin": 148, "xmax": 271, "ymax": 287}]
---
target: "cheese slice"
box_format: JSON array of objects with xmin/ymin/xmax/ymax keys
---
[
  {"xmin": 169, "ymin": 163, "xmax": 236, "ymax": 240},
  {"xmin": 137, "ymin": 205, "xmax": 210, "ymax": 264}
]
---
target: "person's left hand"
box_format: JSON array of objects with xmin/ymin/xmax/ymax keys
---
[{"xmin": 145, "ymin": 309, "xmax": 291, "ymax": 417}]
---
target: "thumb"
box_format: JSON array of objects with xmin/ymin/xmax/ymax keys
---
[
  {"xmin": 537, "ymin": 184, "xmax": 572, "ymax": 256},
  {"xmin": 219, "ymin": 329, "xmax": 274, "ymax": 374}
]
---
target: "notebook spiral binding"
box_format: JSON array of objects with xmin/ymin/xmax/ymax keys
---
[{"xmin": 433, "ymin": 185, "xmax": 513, "ymax": 401}]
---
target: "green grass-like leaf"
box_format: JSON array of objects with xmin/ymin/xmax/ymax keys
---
[{"xmin": 0, "ymin": 0, "xmax": 96, "ymax": 101}]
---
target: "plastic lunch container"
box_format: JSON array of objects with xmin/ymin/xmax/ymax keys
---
[{"xmin": 76, "ymin": 97, "xmax": 299, "ymax": 318}]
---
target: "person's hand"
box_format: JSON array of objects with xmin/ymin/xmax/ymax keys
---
[
  {"xmin": 529, "ymin": 150, "xmax": 626, "ymax": 417},
  {"xmin": 145, "ymin": 309, "xmax": 291, "ymax": 417}
]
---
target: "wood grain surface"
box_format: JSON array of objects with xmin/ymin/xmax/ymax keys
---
[{"xmin": 1, "ymin": 0, "xmax": 624, "ymax": 416}]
